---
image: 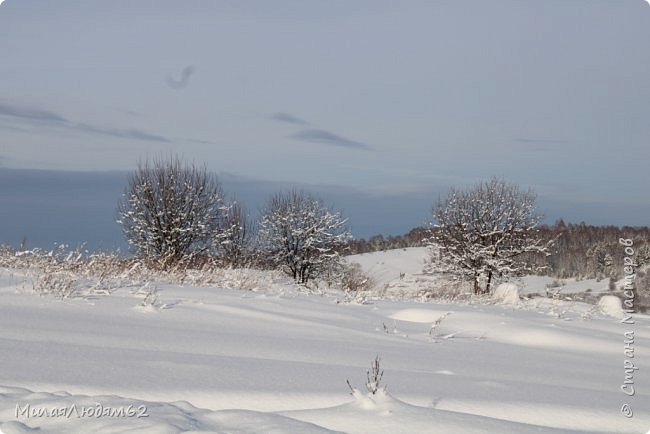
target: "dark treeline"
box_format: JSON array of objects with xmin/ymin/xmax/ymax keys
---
[
  {"xmin": 526, "ymin": 220, "xmax": 650, "ymax": 281},
  {"xmin": 347, "ymin": 227, "xmax": 431, "ymax": 254}
]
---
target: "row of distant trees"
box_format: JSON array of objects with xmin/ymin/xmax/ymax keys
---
[
  {"xmin": 525, "ymin": 222, "xmax": 650, "ymax": 280},
  {"xmin": 116, "ymin": 156, "xmax": 648, "ymax": 296},
  {"xmin": 347, "ymin": 228, "xmax": 430, "ymax": 254}
]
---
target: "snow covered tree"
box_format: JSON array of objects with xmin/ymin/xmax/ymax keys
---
[
  {"xmin": 586, "ymin": 242, "xmax": 614, "ymax": 280},
  {"xmin": 427, "ymin": 178, "xmax": 552, "ymax": 294},
  {"xmin": 116, "ymin": 156, "xmax": 230, "ymax": 268},
  {"xmin": 258, "ymin": 190, "xmax": 352, "ymax": 283}
]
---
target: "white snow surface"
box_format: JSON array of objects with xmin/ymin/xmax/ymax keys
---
[
  {"xmin": 346, "ymin": 248, "xmax": 427, "ymax": 285},
  {"xmin": 1, "ymin": 249, "xmax": 649, "ymax": 433}
]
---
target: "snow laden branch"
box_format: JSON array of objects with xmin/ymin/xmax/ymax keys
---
[
  {"xmin": 258, "ymin": 190, "xmax": 352, "ymax": 284},
  {"xmin": 426, "ymin": 178, "xmax": 554, "ymax": 294}
]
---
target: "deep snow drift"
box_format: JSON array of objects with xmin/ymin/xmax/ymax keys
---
[{"xmin": 0, "ymin": 248, "xmax": 648, "ymax": 433}]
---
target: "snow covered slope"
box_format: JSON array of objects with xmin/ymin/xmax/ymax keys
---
[
  {"xmin": 1, "ymin": 258, "xmax": 649, "ymax": 433},
  {"xmin": 347, "ymin": 247, "xmax": 613, "ymax": 298}
]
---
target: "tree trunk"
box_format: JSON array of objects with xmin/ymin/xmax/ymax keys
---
[{"xmin": 486, "ymin": 270, "xmax": 493, "ymax": 294}]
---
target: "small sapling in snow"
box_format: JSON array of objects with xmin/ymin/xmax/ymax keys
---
[
  {"xmin": 347, "ymin": 354, "xmax": 385, "ymax": 395},
  {"xmin": 429, "ymin": 312, "xmax": 452, "ymax": 340}
]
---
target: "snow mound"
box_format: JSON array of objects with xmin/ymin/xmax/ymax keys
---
[
  {"xmin": 492, "ymin": 283, "xmax": 521, "ymax": 305},
  {"xmin": 284, "ymin": 389, "xmax": 582, "ymax": 434},
  {"xmin": 0, "ymin": 386, "xmax": 341, "ymax": 434},
  {"xmin": 0, "ymin": 421, "xmax": 40, "ymax": 433},
  {"xmin": 598, "ymin": 295, "xmax": 624, "ymax": 319},
  {"xmin": 0, "ymin": 385, "xmax": 584, "ymax": 434},
  {"xmin": 349, "ymin": 388, "xmax": 395, "ymax": 411}
]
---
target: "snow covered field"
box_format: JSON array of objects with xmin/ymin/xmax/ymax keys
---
[{"xmin": 1, "ymin": 249, "xmax": 649, "ymax": 433}]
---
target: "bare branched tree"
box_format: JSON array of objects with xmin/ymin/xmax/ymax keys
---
[
  {"xmin": 258, "ymin": 190, "xmax": 352, "ymax": 283},
  {"xmin": 427, "ymin": 178, "xmax": 553, "ymax": 294},
  {"xmin": 116, "ymin": 156, "xmax": 230, "ymax": 268}
]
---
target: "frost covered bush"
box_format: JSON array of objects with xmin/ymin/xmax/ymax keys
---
[
  {"xmin": 0, "ymin": 243, "xmax": 291, "ymax": 297},
  {"xmin": 0, "ymin": 245, "xmax": 133, "ymax": 298},
  {"xmin": 347, "ymin": 355, "xmax": 385, "ymax": 396},
  {"xmin": 33, "ymin": 270, "xmax": 80, "ymax": 299},
  {"xmin": 116, "ymin": 156, "xmax": 233, "ymax": 269},
  {"xmin": 365, "ymin": 355, "xmax": 384, "ymax": 395},
  {"xmin": 341, "ymin": 263, "xmax": 374, "ymax": 293},
  {"xmin": 138, "ymin": 284, "xmax": 161, "ymax": 308},
  {"xmin": 258, "ymin": 190, "xmax": 352, "ymax": 284},
  {"xmin": 428, "ymin": 312, "xmax": 452, "ymax": 340}
]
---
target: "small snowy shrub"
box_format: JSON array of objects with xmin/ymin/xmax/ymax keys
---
[
  {"xmin": 429, "ymin": 312, "xmax": 452, "ymax": 340},
  {"xmin": 341, "ymin": 263, "xmax": 374, "ymax": 293},
  {"xmin": 1, "ymin": 245, "xmax": 137, "ymax": 299},
  {"xmin": 347, "ymin": 355, "xmax": 385, "ymax": 395},
  {"xmin": 492, "ymin": 283, "xmax": 521, "ymax": 305},
  {"xmin": 415, "ymin": 277, "xmax": 472, "ymax": 302},
  {"xmin": 34, "ymin": 271, "xmax": 79, "ymax": 299},
  {"xmin": 366, "ymin": 355, "xmax": 384, "ymax": 395},
  {"xmin": 139, "ymin": 285, "xmax": 161, "ymax": 308}
]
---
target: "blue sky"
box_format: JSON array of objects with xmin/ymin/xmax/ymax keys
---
[{"xmin": 1, "ymin": 0, "xmax": 649, "ymax": 249}]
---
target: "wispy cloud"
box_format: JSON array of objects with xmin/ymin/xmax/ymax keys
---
[
  {"xmin": 273, "ymin": 112, "xmax": 371, "ymax": 150},
  {"xmin": 75, "ymin": 124, "xmax": 171, "ymax": 143},
  {"xmin": 165, "ymin": 66, "xmax": 195, "ymax": 90},
  {"xmin": 0, "ymin": 103, "xmax": 67, "ymax": 122},
  {"xmin": 271, "ymin": 112, "xmax": 310, "ymax": 126},
  {"xmin": 0, "ymin": 101, "xmax": 172, "ymax": 143},
  {"xmin": 291, "ymin": 129, "xmax": 371, "ymax": 151}
]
